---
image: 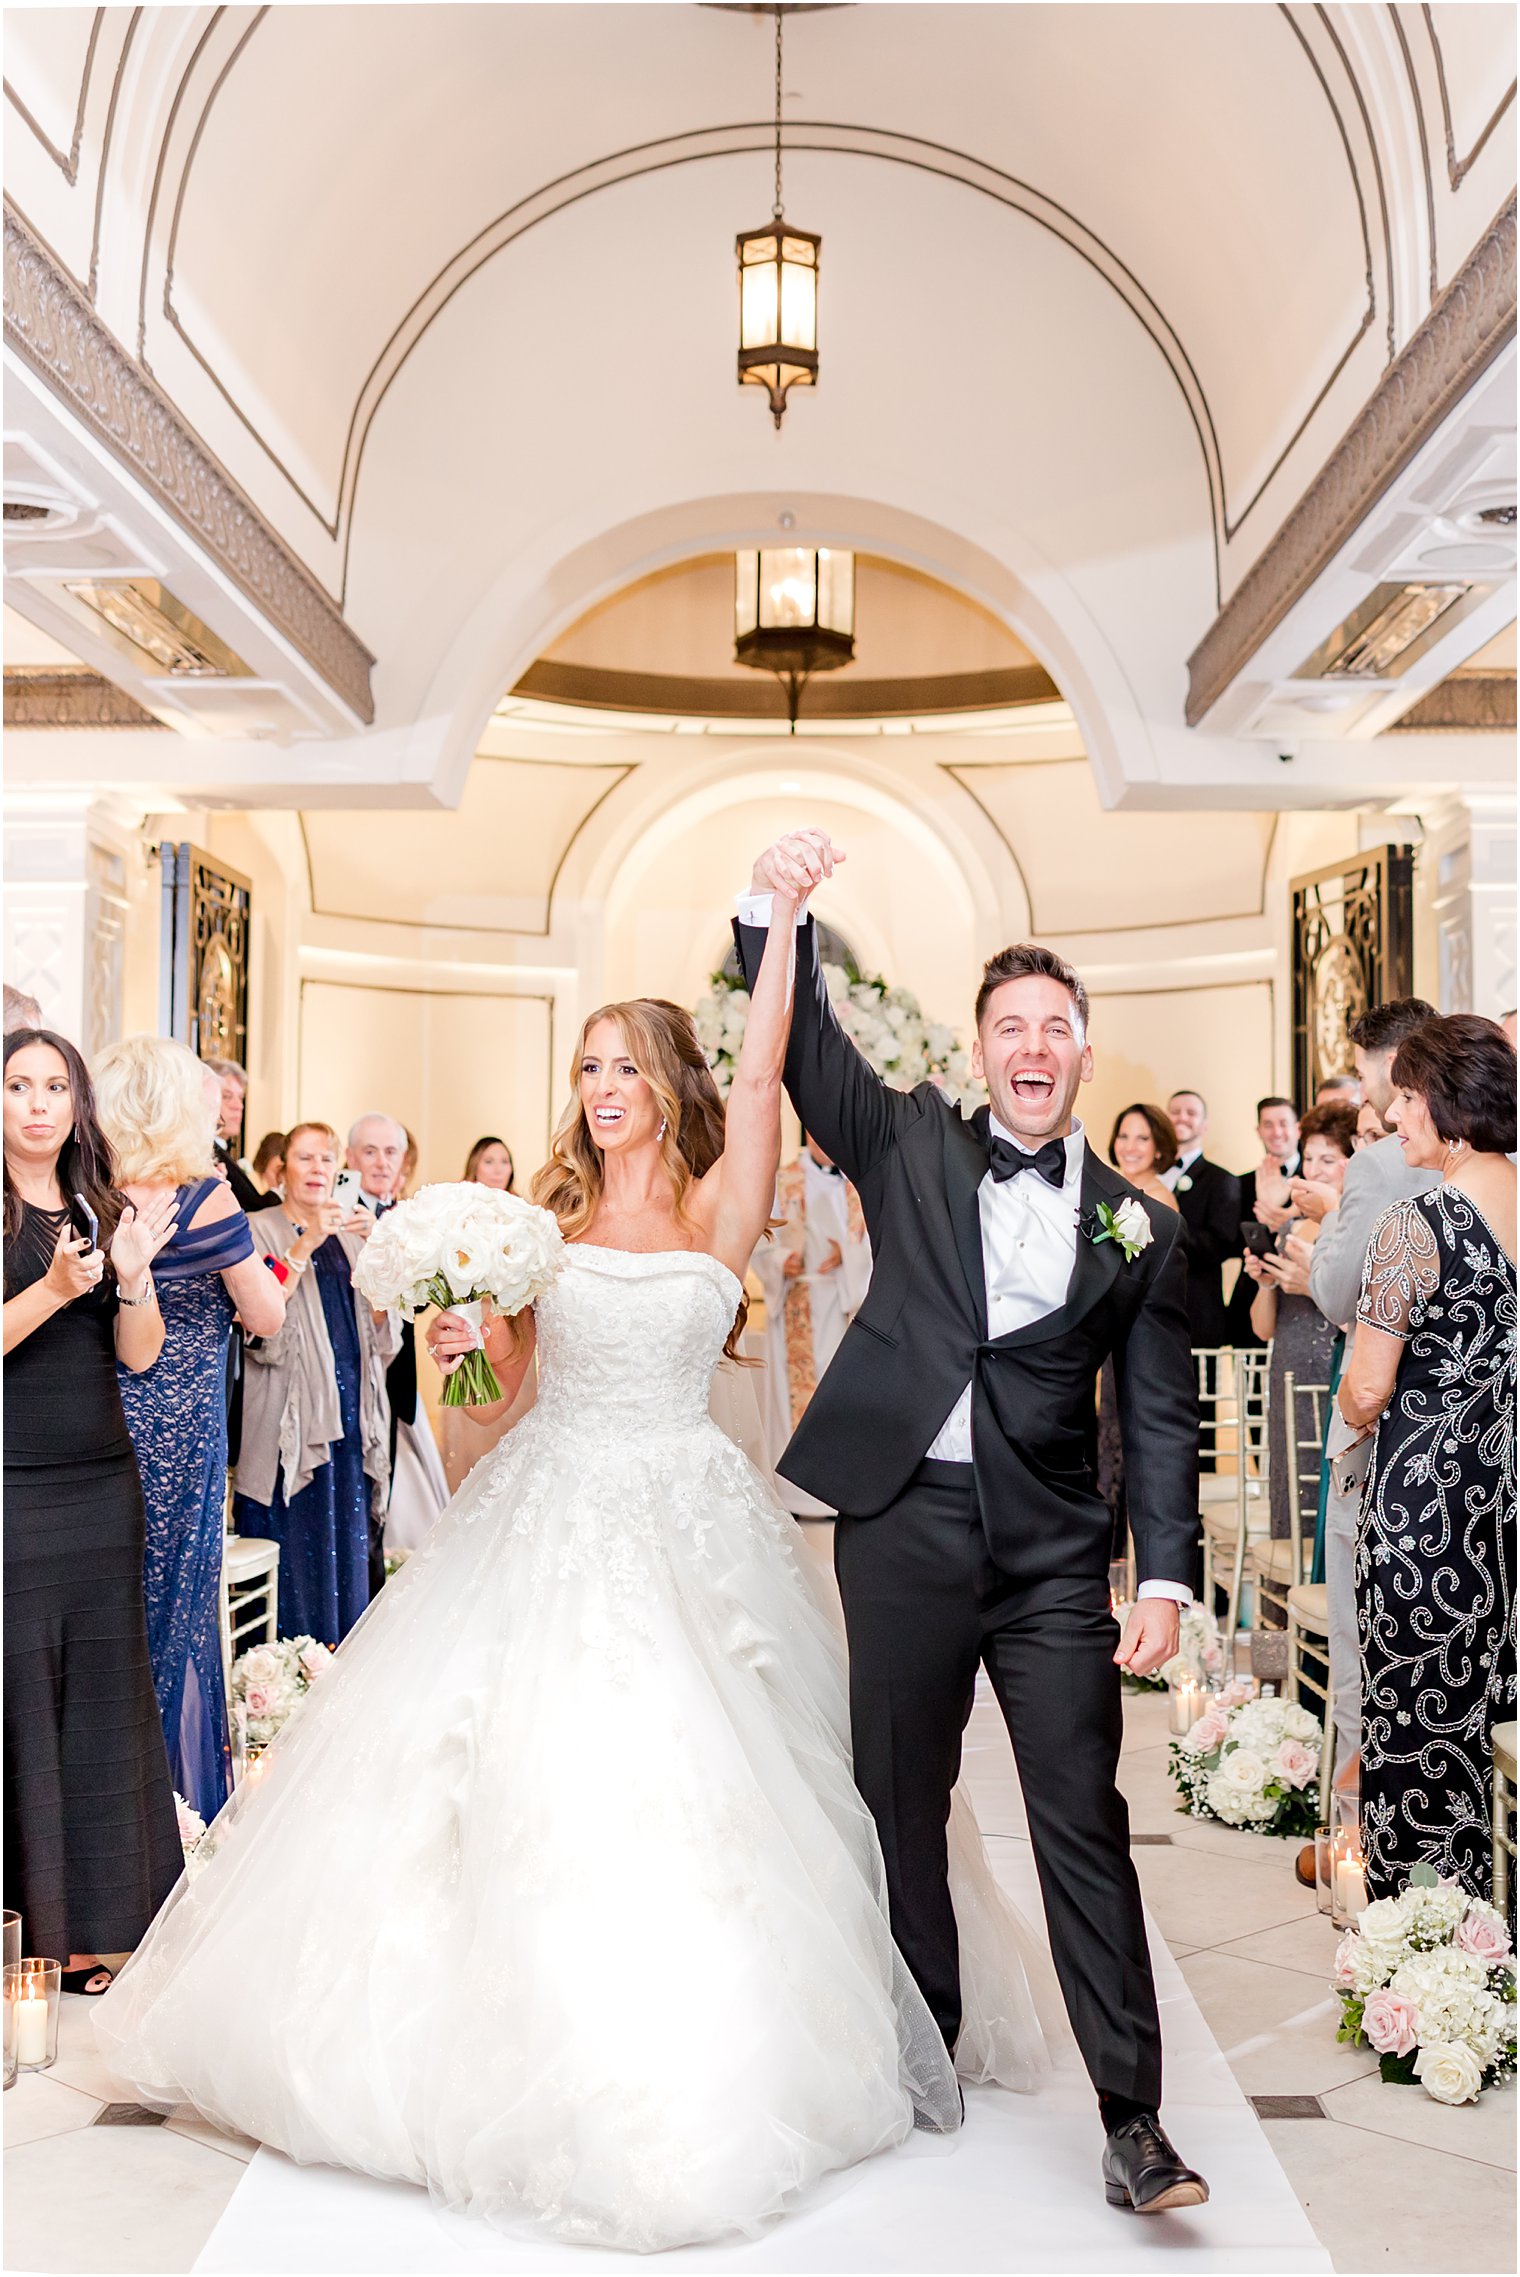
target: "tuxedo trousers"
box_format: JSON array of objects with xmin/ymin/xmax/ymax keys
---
[{"xmin": 834, "ymin": 1461, "xmax": 1162, "ymax": 2107}]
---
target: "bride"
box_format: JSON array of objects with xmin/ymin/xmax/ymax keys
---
[{"xmin": 96, "ymin": 858, "xmax": 1048, "ymax": 2253}]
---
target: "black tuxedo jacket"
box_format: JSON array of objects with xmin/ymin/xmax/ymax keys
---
[
  {"xmin": 1170, "ymin": 1155, "xmax": 1241, "ymax": 1349},
  {"xmin": 734, "ymin": 918, "xmax": 1198, "ymax": 1589}
]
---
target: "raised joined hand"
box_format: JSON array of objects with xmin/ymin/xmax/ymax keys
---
[{"xmin": 750, "ymin": 829, "xmax": 845, "ymax": 904}]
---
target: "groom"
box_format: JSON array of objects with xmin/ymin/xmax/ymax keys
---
[{"xmin": 735, "ymin": 831, "xmax": 1208, "ymax": 2214}]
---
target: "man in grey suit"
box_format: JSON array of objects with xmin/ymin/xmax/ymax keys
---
[{"xmin": 1297, "ymin": 999, "xmax": 1438, "ymax": 1780}]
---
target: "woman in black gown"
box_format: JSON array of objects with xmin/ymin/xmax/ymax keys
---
[
  {"xmin": 1338, "ymin": 1015, "xmax": 1516, "ymax": 1902},
  {"xmin": 3, "ymin": 1030, "xmax": 182, "ymax": 1988}
]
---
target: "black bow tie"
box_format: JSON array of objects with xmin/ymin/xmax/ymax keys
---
[{"xmin": 988, "ymin": 1133, "xmax": 1067, "ymax": 1190}]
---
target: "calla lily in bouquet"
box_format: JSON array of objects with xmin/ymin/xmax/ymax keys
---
[
  {"xmin": 351, "ymin": 1182, "xmax": 565, "ymax": 1407},
  {"xmin": 1169, "ymin": 1682, "xmax": 1322, "ymax": 1835},
  {"xmin": 1333, "ymin": 1865, "xmax": 1516, "ymax": 2101}
]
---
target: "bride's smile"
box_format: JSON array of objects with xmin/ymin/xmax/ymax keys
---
[{"xmin": 579, "ymin": 1019, "xmax": 662, "ymax": 1155}]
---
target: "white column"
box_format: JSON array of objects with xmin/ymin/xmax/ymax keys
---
[
  {"xmin": 3, "ymin": 792, "xmax": 142, "ymax": 1051},
  {"xmin": 1421, "ymin": 793, "xmax": 1518, "ymax": 1020}
]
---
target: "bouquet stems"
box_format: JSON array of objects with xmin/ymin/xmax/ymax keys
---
[{"xmin": 439, "ymin": 1345, "xmax": 504, "ymax": 1408}]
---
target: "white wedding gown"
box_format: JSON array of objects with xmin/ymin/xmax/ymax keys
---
[{"xmin": 97, "ymin": 1246, "xmax": 1049, "ymax": 2253}]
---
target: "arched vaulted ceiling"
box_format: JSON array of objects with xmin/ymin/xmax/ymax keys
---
[{"xmin": 3, "ymin": 3, "xmax": 1513, "ymax": 799}]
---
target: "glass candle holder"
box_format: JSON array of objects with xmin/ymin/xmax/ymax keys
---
[
  {"xmin": 2, "ymin": 1912, "xmax": 19, "ymax": 1972},
  {"xmin": 1313, "ymin": 1826, "xmax": 1336, "ymax": 1917},
  {"xmin": 1167, "ymin": 1672, "xmax": 1208, "ymax": 1738},
  {"xmin": 1328, "ymin": 1824, "xmax": 1369, "ymax": 1929},
  {"xmin": 5, "ymin": 1960, "xmax": 60, "ymax": 2073}
]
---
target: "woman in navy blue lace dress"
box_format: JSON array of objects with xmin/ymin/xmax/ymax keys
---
[
  {"xmin": 96, "ymin": 1041, "xmax": 285, "ymax": 1821},
  {"xmin": 1338, "ymin": 1016, "xmax": 1516, "ymax": 1902}
]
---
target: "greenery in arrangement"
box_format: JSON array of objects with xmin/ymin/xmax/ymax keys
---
[
  {"xmin": 1168, "ymin": 1682, "xmax": 1322, "ymax": 1836},
  {"xmin": 1333, "ymin": 1867, "xmax": 1517, "ymax": 2103},
  {"xmin": 693, "ymin": 963, "xmax": 982, "ymax": 1105}
]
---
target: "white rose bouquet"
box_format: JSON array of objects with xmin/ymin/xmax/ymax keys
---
[
  {"xmin": 1332, "ymin": 1867, "xmax": 1516, "ymax": 2102},
  {"xmin": 351, "ymin": 1182, "xmax": 565, "ymax": 1407},
  {"xmin": 693, "ymin": 964, "xmax": 981, "ymax": 1107},
  {"xmin": 1169, "ymin": 1683, "xmax": 1322, "ymax": 1836},
  {"xmin": 230, "ymin": 1635, "xmax": 335, "ymax": 1748}
]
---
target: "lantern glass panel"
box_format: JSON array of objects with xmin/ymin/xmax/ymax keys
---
[
  {"xmin": 759, "ymin": 550, "xmax": 818, "ymax": 631},
  {"xmin": 779, "ymin": 254, "xmax": 816, "ymax": 351},
  {"xmin": 741, "ymin": 248, "xmax": 780, "ymax": 350},
  {"xmin": 816, "ymin": 549, "xmax": 854, "ymax": 638},
  {"xmin": 735, "ymin": 552, "xmax": 759, "ymax": 639}
]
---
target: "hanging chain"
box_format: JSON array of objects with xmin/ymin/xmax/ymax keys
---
[{"xmin": 772, "ymin": 6, "xmax": 784, "ymax": 220}]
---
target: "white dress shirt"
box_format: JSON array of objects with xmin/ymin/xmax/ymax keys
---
[
  {"xmin": 735, "ymin": 892, "xmax": 1188, "ymax": 1603},
  {"xmin": 1161, "ymin": 1145, "xmax": 1203, "ymax": 1190}
]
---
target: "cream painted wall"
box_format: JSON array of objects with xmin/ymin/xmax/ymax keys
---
[
  {"xmin": 1084, "ymin": 982, "xmax": 1275, "ymax": 1180},
  {"xmin": 298, "ymin": 982, "xmax": 554, "ymax": 1196}
]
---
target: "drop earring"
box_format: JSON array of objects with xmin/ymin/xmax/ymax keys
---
[{"xmin": 658, "ymin": 1118, "xmax": 668, "ymax": 1142}]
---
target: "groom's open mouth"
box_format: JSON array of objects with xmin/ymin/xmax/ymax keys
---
[{"xmin": 1010, "ymin": 1068, "xmax": 1056, "ymax": 1104}]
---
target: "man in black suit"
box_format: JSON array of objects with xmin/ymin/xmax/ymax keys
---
[
  {"xmin": 1162, "ymin": 1091, "xmax": 1241, "ymax": 1352},
  {"xmin": 736, "ymin": 829, "xmax": 1207, "ymax": 2215}
]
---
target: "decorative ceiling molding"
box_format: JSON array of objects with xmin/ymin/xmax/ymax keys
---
[
  {"xmin": 1185, "ymin": 193, "xmax": 1516, "ymax": 727},
  {"xmin": 1421, "ymin": 6, "xmax": 1516, "ymax": 192},
  {"xmin": 513, "ymin": 659, "xmax": 1062, "ymax": 720},
  {"xmin": 2, "ymin": 9, "xmax": 104, "ymax": 188},
  {"xmin": 1384, "ymin": 669, "xmax": 1517, "ymax": 732},
  {"xmin": 3, "ymin": 665, "xmax": 167, "ymax": 729},
  {"xmin": 2, "ymin": 201, "xmax": 376, "ymax": 724}
]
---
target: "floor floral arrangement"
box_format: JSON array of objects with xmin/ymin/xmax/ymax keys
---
[
  {"xmin": 694, "ymin": 962, "xmax": 980, "ymax": 1104},
  {"xmin": 1170, "ymin": 1682, "xmax": 1322, "ymax": 1835},
  {"xmin": 1333, "ymin": 1868, "xmax": 1516, "ymax": 2104},
  {"xmin": 230, "ymin": 1635, "xmax": 335, "ymax": 1749}
]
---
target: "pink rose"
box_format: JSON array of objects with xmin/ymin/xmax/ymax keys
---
[
  {"xmin": 298, "ymin": 1644, "xmax": 333, "ymax": 1685},
  {"xmin": 1274, "ymin": 1738, "xmax": 1317, "ymax": 1790},
  {"xmin": 243, "ymin": 1682, "xmax": 274, "ymax": 1719},
  {"xmin": 1332, "ymin": 1933, "xmax": 1360, "ymax": 1989},
  {"xmin": 1456, "ymin": 1910, "xmax": 1513, "ymax": 1964},
  {"xmin": 1361, "ymin": 1988, "xmax": 1420, "ymax": 2058},
  {"xmin": 1188, "ymin": 1707, "xmax": 1229, "ymax": 1753}
]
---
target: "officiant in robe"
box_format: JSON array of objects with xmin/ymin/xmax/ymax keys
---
[{"xmin": 749, "ymin": 1136, "xmax": 872, "ymax": 1517}]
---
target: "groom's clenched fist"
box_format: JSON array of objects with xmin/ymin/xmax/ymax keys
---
[
  {"xmin": 751, "ymin": 829, "xmax": 846, "ymax": 902},
  {"xmin": 1112, "ymin": 1598, "xmax": 1182, "ymax": 1679}
]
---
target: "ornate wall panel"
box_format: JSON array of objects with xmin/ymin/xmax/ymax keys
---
[
  {"xmin": 159, "ymin": 842, "xmax": 252, "ymax": 1077},
  {"xmin": 1290, "ymin": 846, "xmax": 1415, "ymax": 1098}
]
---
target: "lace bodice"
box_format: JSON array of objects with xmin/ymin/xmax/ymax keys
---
[{"xmin": 532, "ymin": 1245, "xmax": 742, "ymax": 1435}]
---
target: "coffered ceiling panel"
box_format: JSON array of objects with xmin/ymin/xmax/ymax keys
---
[
  {"xmin": 945, "ymin": 760, "xmax": 1276, "ymax": 934},
  {"xmin": 300, "ymin": 754, "xmax": 632, "ymax": 932}
]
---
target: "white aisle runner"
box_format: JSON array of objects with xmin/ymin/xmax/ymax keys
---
[{"xmin": 193, "ymin": 1674, "xmax": 1329, "ymax": 2276}]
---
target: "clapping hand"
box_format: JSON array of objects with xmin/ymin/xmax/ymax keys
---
[
  {"xmin": 1254, "ymin": 1195, "xmax": 1295, "ymax": 1234},
  {"xmin": 109, "ymin": 1191, "xmax": 179, "ymax": 1294},
  {"xmin": 1289, "ymin": 1177, "xmax": 1339, "ymax": 1222},
  {"xmin": 750, "ymin": 829, "xmax": 846, "ymax": 906},
  {"xmin": 44, "ymin": 1225, "xmax": 104, "ymax": 1303}
]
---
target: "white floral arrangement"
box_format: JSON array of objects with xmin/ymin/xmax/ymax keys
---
[
  {"xmin": 231, "ymin": 1635, "xmax": 335, "ymax": 1749},
  {"xmin": 1333, "ymin": 1868, "xmax": 1516, "ymax": 2103},
  {"xmin": 1169, "ymin": 1681, "xmax": 1322, "ymax": 1836},
  {"xmin": 175, "ymin": 1792, "xmax": 207, "ymax": 1861},
  {"xmin": 1114, "ymin": 1600, "xmax": 1225, "ymax": 1693},
  {"xmin": 693, "ymin": 965, "xmax": 981, "ymax": 1106},
  {"xmin": 351, "ymin": 1182, "xmax": 565, "ymax": 1406}
]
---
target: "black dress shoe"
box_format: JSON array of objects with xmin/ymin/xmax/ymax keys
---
[{"xmin": 1102, "ymin": 2113, "xmax": 1209, "ymax": 2213}]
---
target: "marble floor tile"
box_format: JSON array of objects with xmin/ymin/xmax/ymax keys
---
[
  {"xmin": 1263, "ymin": 2113, "xmax": 1518, "ymax": 2274},
  {"xmin": 1178, "ymin": 1953, "xmax": 1379, "ymax": 2096},
  {"xmin": 1322, "ymin": 2070, "xmax": 1517, "ymax": 2172},
  {"xmin": 1217, "ymin": 1913, "xmax": 1344, "ymax": 1978},
  {"xmin": 165, "ymin": 2105, "xmax": 258, "ymax": 2164},
  {"xmin": 3, "ymin": 2072, "xmax": 102, "ymax": 2148},
  {"xmin": 4, "ymin": 2121, "xmax": 244, "ymax": 2273},
  {"xmin": 1131, "ymin": 1843, "xmax": 1317, "ymax": 1949},
  {"xmin": 46, "ymin": 1997, "xmax": 136, "ymax": 2106}
]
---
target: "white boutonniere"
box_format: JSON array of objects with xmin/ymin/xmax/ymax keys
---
[
  {"xmin": 1088, "ymin": 1196, "xmax": 1154, "ymax": 1263},
  {"xmin": 1175, "ymin": 1174, "xmax": 1193, "ymax": 1193}
]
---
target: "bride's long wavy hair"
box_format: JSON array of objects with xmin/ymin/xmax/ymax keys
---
[{"xmin": 533, "ymin": 998, "xmax": 750, "ymax": 1359}]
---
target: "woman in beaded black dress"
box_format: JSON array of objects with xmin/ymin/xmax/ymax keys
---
[{"xmin": 1338, "ymin": 1014, "xmax": 1516, "ymax": 1903}]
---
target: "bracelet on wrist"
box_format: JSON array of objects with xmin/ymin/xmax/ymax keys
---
[
  {"xmin": 117, "ymin": 1276, "xmax": 156, "ymax": 1309},
  {"xmin": 284, "ymin": 1250, "xmax": 309, "ymax": 1276}
]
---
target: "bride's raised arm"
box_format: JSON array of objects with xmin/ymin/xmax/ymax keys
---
[{"xmin": 699, "ymin": 833, "xmax": 840, "ymax": 1279}]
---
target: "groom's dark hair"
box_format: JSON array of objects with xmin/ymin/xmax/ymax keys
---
[{"xmin": 976, "ymin": 944, "xmax": 1090, "ymax": 1035}]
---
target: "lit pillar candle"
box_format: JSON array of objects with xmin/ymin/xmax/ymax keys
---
[
  {"xmin": 1169, "ymin": 1677, "xmax": 1206, "ymax": 1737},
  {"xmin": 1335, "ymin": 1848, "xmax": 1369, "ymax": 1922},
  {"xmin": 12, "ymin": 1995, "xmax": 47, "ymax": 2066}
]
